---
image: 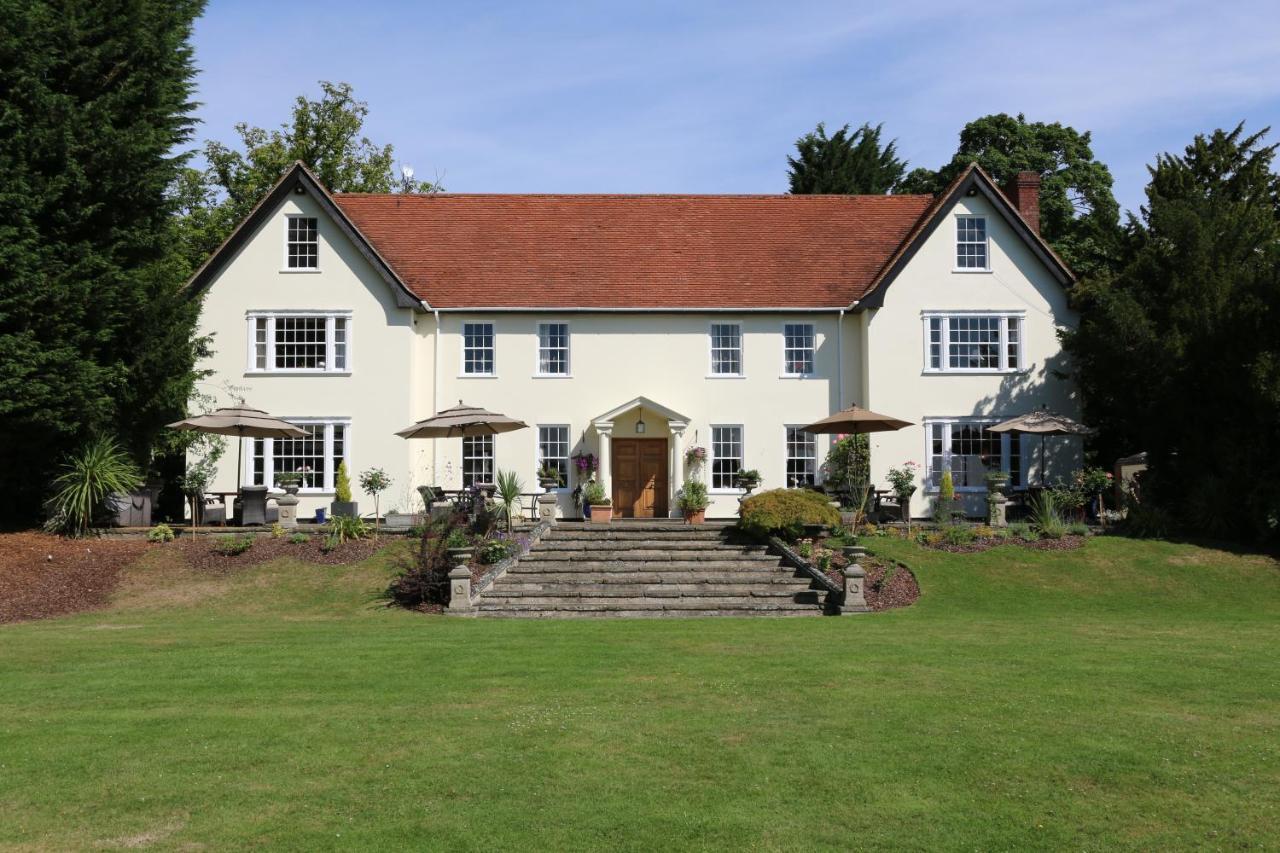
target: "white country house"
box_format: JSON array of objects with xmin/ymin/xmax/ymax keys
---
[{"xmin": 188, "ymin": 162, "xmax": 1079, "ymax": 520}]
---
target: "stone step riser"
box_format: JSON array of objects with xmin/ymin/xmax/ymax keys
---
[
  {"xmin": 531, "ymin": 541, "xmax": 766, "ymax": 552},
  {"xmin": 475, "ymin": 609, "xmax": 819, "ymax": 619},
  {"xmin": 547, "ymin": 532, "xmax": 736, "ymax": 541},
  {"xmin": 504, "ymin": 571, "xmax": 809, "ymax": 584},
  {"xmin": 486, "ymin": 583, "xmax": 819, "ymax": 596},
  {"xmin": 509, "ymin": 562, "xmax": 790, "ymax": 573},
  {"xmin": 476, "ymin": 598, "xmax": 821, "ymax": 611},
  {"xmin": 520, "ymin": 553, "xmax": 780, "ymax": 564}
]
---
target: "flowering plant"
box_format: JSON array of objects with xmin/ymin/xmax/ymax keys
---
[
  {"xmin": 571, "ymin": 452, "xmax": 598, "ymax": 474},
  {"xmin": 886, "ymin": 462, "xmax": 918, "ymax": 498},
  {"xmin": 685, "ymin": 446, "xmax": 707, "ymax": 467}
]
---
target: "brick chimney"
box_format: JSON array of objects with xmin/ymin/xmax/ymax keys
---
[{"xmin": 1003, "ymin": 171, "xmax": 1041, "ymax": 235}]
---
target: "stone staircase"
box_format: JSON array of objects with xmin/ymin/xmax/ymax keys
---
[{"xmin": 475, "ymin": 521, "xmax": 830, "ymax": 618}]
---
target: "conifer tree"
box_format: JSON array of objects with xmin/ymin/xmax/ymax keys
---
[{"xmin": 788, "ymin": 122, "xmax": 906, "ymax": 195}]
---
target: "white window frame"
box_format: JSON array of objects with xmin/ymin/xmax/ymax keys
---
[
  {"xmin": 244, "ymin": 417, "xmax": 350, "ymax": 494},
  {"xmin": 709, "ymin": 424, "xmax": 744, "ymax": 493},
  {"xmin": 922, "ymin": 311, "xmax": 1025, "ymax": 374},
  {"xmin": 536, "ymin": 424, "xmax": 571, "ymax": 489},
  {"xmin": 708, "ymin": 322, "xmax": 744, "ymax": 378},
  {"xmin": 283, "ymin": 214, "xmax": 320, "ymax": 272},
  {"xmin": 246, "ymin": 310, "xmax": 352, "ymax": 374},
  {"xmin": 461, "ymin": 322, "xmax": 496, "ymax": 377},
  {"xmin": 923, "ymin": 417, "xmax": 1023, "ymax": 493},
  {"xmin": 781, "ymin": 323, "xmax": 816, "ymax": 377},
  {"xmin": 955, "ymin": 215, "xmax": 990, "ymax": 272},
  {"xmin": 461, "ymin": 434, "xmax": 495, "ymax": 487},
  {"xmin": 534, "ymin": 322, "xmax": 571, "ymax": 377},
  {"xmin": 784, "ymin": 425, "xmax": 819, "ymax": 488}
]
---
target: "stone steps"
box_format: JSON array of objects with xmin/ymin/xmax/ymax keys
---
[{"xmin": 473, "ymin": 523, "xmax": 828, "ymax": 619}]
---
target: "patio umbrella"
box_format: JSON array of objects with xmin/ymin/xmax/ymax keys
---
[
  {"xmin": 798, "ymin": 404, "xmax": 913, "ymax": 435},
  {"xmin": 987, "ymin": 409, "xmax": 1091, "ymax": 486},
  {"xmin": 167, "ymin": 405, "xmax": 307, "ymax": 492},
  {"xmin": 396, "ymin": 400, "xmax": 529, "ymax": 438}
]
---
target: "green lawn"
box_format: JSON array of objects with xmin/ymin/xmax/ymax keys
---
[{"xmin": 1, "ymin": 536, "xmax": 1278, "ymax": 851}]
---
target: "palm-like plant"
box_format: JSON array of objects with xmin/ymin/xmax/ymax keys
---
[
  {"xmin": 45, "ymin": 436, "xmax": 143, "ymax": 537},
  {"xmin": 494, "ymin": 469, "xmax": 524, "ymax": 534}
]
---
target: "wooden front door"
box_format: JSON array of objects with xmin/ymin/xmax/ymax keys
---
[{"xmin": 611, "ymin": 438, "xmax": 668, "ymax": 518}]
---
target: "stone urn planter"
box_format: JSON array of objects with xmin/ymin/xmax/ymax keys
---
[
  {"xmin": 589, "ymin": 503, "xmax": 613, "ymax": 524},
  {"xmin": 683, "ymin": 508, "xmax": 706, "ymax": 525},
  {"xmin": 446, "ymin": 546, "xmax": 474, "ymax": 569},
  {"xmin": 539, "ymin": 476, "xmax": 560, "ymax": 493}
]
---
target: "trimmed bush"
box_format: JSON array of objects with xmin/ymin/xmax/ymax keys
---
[
  {"xmin": 738, "ymin": 488, "xmax": 840, "ymax": 541},
  {"xmin": 211, "ymin": 534, "xmax": 254, "ymax": 556}
]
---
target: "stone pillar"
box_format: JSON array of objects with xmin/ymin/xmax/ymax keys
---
[
  {"xmin": 669, "ymin": 423, "xmax": 686, "ymax": 519},
  {"xmin": 276, "ymin": 491, "xmax": 299, "ymax": 529},
  {"xmin": 987, "ymin": 492, "xmax": 1009, "ymax": 527},
  {"xmin": 841, "ymin": 548, "xmax": 869, "ymax": 613},
  {"xmin": 596, "ymin": 424, "xmax": 613, "ymax": 496},
  {"xmin": 537, "ymin": 492, "xmax": 558, "ymax": 525},
  {"xmin": 448, "ymin": 566, "xmax": 474, "ymax": 613}
]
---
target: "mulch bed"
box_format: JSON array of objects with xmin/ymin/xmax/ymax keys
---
[
  {"xmin": 821, "ymin": 554, "xmax": 920, "ymax": 611},
  {"xmin": 0, "ymin": 532, "xmax": 148, "ymax": 624},
  {"xmin": 175, "ymin": 534, "xmax": 384, "ymax": 573},
  {"xmin": 925, "ymin": 534, "xmax": 1086, "ymax": 554}
]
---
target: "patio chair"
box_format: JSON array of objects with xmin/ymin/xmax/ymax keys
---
[
  {"xmin": 235, "ymin": 485, "xmax": 270, "ymax": 526},
  {"xmin": 198, "ymin": 496, "xmax": 227, "ymax": 526}
]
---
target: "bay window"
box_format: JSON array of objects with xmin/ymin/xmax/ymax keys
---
[
  {"xmin": 248, "ymin": 419, "xmax": 348, "ymax": 492},
  {"xmin": 925, "ymin": 418, "xmax": 1022, "ymax": 490}
]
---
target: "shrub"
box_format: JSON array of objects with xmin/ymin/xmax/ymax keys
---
[
  {"xmin": 288, "ymin": 532, "xmax": 309, "ymax": 545},
  {"xmin": 493, "ymin": 469, "xmax": 524, "ymax": 533},
  {"xmin": 797, "ymin": 540, "xmax": 813, "ymax": 558},
  {"xmin": 934, "ymin": 470, "xmax": 963, "ymax": 524},
  {"xmin": 147, "ymin": 523, "xmax": 175, "ymax": 543},
  {"xmin": 477, "ymin": 537, "xmax": 514, "ymax": 565},
  {"xmin": 1032, "ymin": 491, "xmax": 1067, "ymax": 539},
  {"xmin": 270, "ymin": 522, "xmax": 286, "ymax": 539},
  {"xmin": 389, "ymin": 512, "xmax": 467, "ymax": 608},
  {"xmin": 941, "ymin": 525, "xmax": 976, "ymax": 546},
  {"xmin": 1121, "ymin": 499, "xmax": 1174, "ymax": 539},
  {"xmin": 738, "ymin": 488, "xmax": 840, "ymax": 541},
  {"xmin": 1068, "ymin": 522, "xmax": 1089, "ymax": 536},
  {"xmin": 444, "ymin": 527, "xmax": 472, "ymax": 549},
  {"xmin": 1009, "ymin": 522, "xmax": 1038, "ymax": 542},
  {"xmin": 583, "ymin": 480, "xmax": 609, "ymax": 506},
  {"xmin": 44, "ymin": 436, "xmax": 143, "ymax": 537},
  {"xmin": 326, "ymin": 515, "xmax": 371, "ymax": 546},
  {"xmin": 211, "ymin": 534, "xmax": 254, "ymax": 556},
  {"xmin": 335, "ymin": 461, "xmax": 353, "ymax": 503},
  {"xmin": 821, "ymin": 435, "xmax": 869, "ymax": 499},
  {"xmin": 677, "ymin": 479, "xmax": 709, "ymax": 511},
  {"xmin": 359, "ymin": 468, "xmax": 392, "ymax": 534}
]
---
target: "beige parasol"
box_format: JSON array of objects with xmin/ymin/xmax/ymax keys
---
[
  {"xmin": 987, "ymin": 409, "xmax": 1091, "ymax": 486},
  {"xmin": 798, "ymin": 405, "xmax": 913, "ymax": 435},
  {"xmin": 396, "ymin": 400, "xmax": 530, "ymax": 439},
  {"xmin": 167, "ymin": 405, "xmax": 307, "ymax": 492}
]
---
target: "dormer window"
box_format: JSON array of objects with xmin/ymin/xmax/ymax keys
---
[
  {"xmin": 956, "ymin": 216, "xmax": 988, "ymax": 270},
  {"xmin": 286, "ymin": 216, "xmax": 318, "ymax": 269}
]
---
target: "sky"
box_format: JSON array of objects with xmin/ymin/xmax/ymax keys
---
[{"xmin": 190, "ymin": 0, "xmax": 1280, "ymax": 216}]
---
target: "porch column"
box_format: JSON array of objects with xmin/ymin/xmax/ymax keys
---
[
  {"xmin": 669, "ymin": 422, "xmax": 687, "ymax": 518},
  {"xmin": 596, "ymin": 423, "xmax": 613, "ymax": 496}
]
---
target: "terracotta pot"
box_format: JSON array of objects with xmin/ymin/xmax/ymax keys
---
[
  {"xmin": 683, "ymin": 508, "xmax": 706, "ymax": 524},
  {"xmin": 589, "ymin": 504, "xmax": 613, "ymax": 524}
]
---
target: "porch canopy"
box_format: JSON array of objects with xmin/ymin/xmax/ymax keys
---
[
  {"xmin": 987, "ymin": 408, "xmax": 1090, "ymax": 486},
  {"xmin": 591, "ymin": 396, "xmax": 692, "ymax": 514}
]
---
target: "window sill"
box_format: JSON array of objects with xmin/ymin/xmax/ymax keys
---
[
  {"xmin": 922, "ymin": 369, "xmax": 1023, "ymax": 376},
  {"xmin": 709, "ymin": 489, "xmax": 745, "ymax": 496},
  {"xmin": 279, "ymin": 268, "xmax": 322, "ymax": 274},
  {"xmin": 245, "ymin": 370, "xmax": 351, "ymax": 377},
  {"xmin": 779, "ymin": 373, "xmax": 817, "ymax": 379},
  {"xmin": 457, "ymin": 374, "xmax": 499, "ymax": 379},
  {"xmin": 951, "ymin": 268, "xmax": 993, "ymax": 274},
  {"xmin": 531, "ymin": 373, "xmax": 573, "ymax": 379},
  {"xmin": 705, "ymin": 374, "xmax": 746, "ymax": 380}
]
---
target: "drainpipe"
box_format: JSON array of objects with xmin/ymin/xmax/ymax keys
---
[
  {"xmin": 432, "ymin": 308, "xmax": 440, "ymax": 485},
  {"xmin": 836, "ymin": 309, "xmax": 845, "ymax": 408}
]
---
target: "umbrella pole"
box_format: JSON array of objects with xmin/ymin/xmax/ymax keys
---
[{"xmin": 1040, "ymin": 436, "xmax": 1047, "ymax": 487}]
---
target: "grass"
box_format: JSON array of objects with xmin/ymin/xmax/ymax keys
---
[{"xmin": 1, "ymin": 537, "xmax": 1279, "ymax": 850}]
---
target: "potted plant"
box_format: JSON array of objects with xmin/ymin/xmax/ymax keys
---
[
  {"xmin": 684, "ymin": 446, "xmax": 707, "ymax": 470},
  {"xmin": 275, "ymin": 471, "xmax": 302, "ymax": 495},
  {"xmin": 677, "ymin": 479, "xmax": 710, "ymax": 524},
  {"xmin": 358, "ymin": 467, "xmax": 392, "ymax": 537},
  {"xmin": 537, "ymin": 464, "xmax": 561, "ymax": 492},
  {"xmin": 330, "ymin": 461, "xmax": 358, "ymax": 519},
  {"xmin": 736, "ymin": 468, "xmax": 761, "ymax": 492},
  {"xmin": 582, "ymin": 479, "xmax": 612, "ymax": 524},
  {"xmin": 886, "ymin": 462, "xmax": 919, "ymax": 527},
  {"xmin": 443, "ymin": 526, "xmax": 473, "ymax": 566}
]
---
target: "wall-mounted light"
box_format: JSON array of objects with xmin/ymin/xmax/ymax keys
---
[{"xmin": 635, "ymin": 416, "xmax": 646, "ymax": 435}]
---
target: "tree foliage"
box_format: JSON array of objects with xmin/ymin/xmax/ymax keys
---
[
  {"xmin": 900, "ymin": 113, "xmax": 1121, "ymax": 276},
  {"xmin": 788, "ymin": 123, "xmax": 906, "ymax": 195},
  {"xmin": 177, "ymin": 81, "xmax": 440, "ymax": 267},
  {"xmin": 1062, "ymin": 123, "xmax": 1280, "ymax": 541},
  {"xmin": 0, "ymin": 0, "xmax": 205, "ymax": 522}
]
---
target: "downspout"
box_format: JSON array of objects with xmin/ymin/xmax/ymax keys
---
[
  {"xmin": 432, "ymin": 308, "xmax": 440, "ymax": 485},
  {"xmin": 836, "ymin": 309, "xmax": 845, "ymax": 408}
]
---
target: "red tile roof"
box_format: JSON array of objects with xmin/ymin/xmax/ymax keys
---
[{"xmin": 331, "ymin": 193, "xmax": 933, "ymax": 309}]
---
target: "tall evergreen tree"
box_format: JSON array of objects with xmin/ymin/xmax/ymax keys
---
[
  {"xmin": 901, "ymin": 113, "xmax": 1121, "ymax": 276},
  {"xmin": 1062, "ymin": 124, "xmax": 1280, "ymax": 541},
  {"xmin": 0, "ymin": 0, "xmax": 206, "ymax": 522},
  {"xmin": 178, "ymin": 81, "xmax": 439, "ymax": 268},
  {"xmin": 788, "ymin": 122, "xmax": 906, "ymax": 195}
]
